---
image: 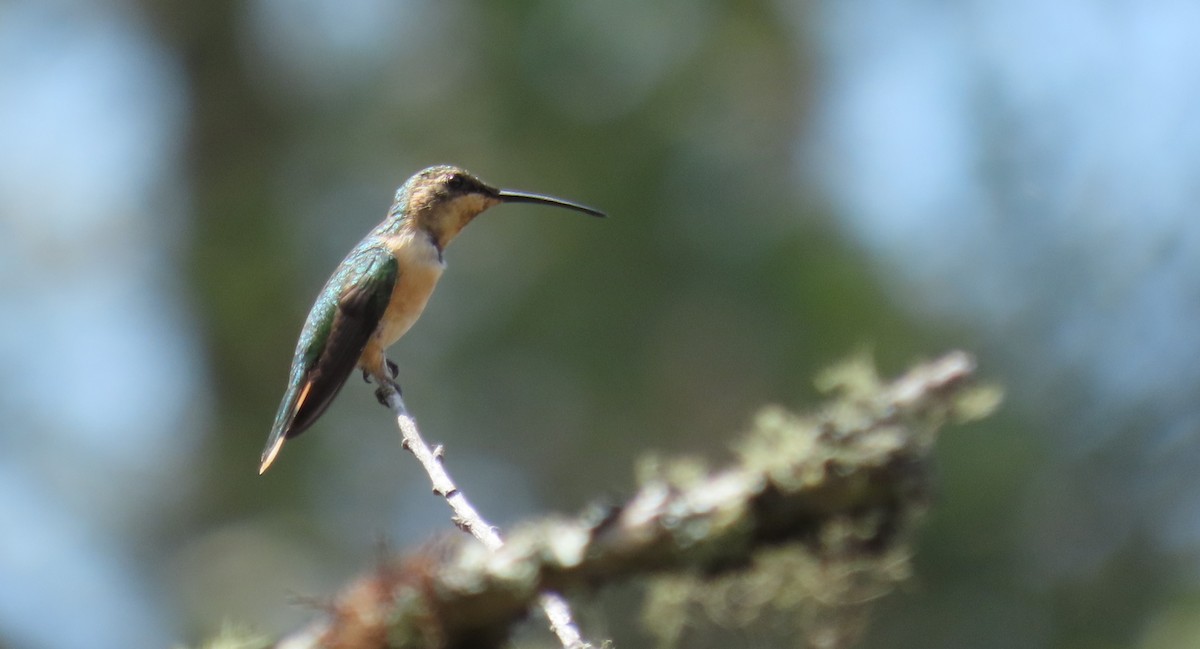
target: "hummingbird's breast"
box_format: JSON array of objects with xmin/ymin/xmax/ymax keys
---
[{"xmin": 375, "ymin": 230, "xmax": 445, "ymax": 348}]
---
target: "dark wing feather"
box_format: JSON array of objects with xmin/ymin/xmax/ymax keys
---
[{"xmin": 259, "ymin": 245, "xmax": 398, "ymax": 473}]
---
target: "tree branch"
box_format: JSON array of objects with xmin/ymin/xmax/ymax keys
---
[
  {"xmin": 377, "ymin": 385, "xmax": 591, "ymax": 649},
  {"xmin": 269, "ymin": 351, "xmax": 998, "ymax": 649}
]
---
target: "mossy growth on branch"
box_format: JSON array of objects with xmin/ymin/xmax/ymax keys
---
[{"xmin": 218, "ymin": 352, "xmax": 997, "ymax": 649}]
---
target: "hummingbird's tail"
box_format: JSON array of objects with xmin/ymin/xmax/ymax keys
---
[
  {"xmin": 259, "ymin": 437, "xmax": 285, "ymax": 475},
  {"xmin": 258, "ymin": 422, "xmax": 290, "ymax": 472},
  {"xmin": 258, "ymin": 431, "xmax": 285, "ymax": 472},
  {"xmin": 259, "ymin": 351, "xmax": 357, "ymax": 474},
  {"xmin": 258, "ymin": 376, "xmax": 314, "ymax": 474}
]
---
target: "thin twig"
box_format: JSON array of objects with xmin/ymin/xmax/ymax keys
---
[{"xmin": 376, "ymin": 383, "xmax": 593, "ymax": 649}]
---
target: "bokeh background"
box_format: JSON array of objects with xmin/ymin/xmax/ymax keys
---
[{"xmin": 4, "ymin": 0, "xmax": 1200, "ymax": 647}]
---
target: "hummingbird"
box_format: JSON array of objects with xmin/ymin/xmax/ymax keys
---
[{"xmin": 258, "ymin": 165, "xmax": 604, "ymax": 474}]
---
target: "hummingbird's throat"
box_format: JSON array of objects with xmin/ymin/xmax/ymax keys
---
[{"xmin": 416, "ymin": 194, "xmax": 499, "ymax": 251}]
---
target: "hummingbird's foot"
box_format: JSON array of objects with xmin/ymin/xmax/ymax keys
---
[
  {"xmin": 386, "ymin": 358, "xmax": 399, "ymax": 379},
  {"xmin": 362, "ymin": 368, "xmax": 371, "ymax": 383},
  {"xmin": 374, "ymin": 379, "xmax": 403, "ymax": 406}
]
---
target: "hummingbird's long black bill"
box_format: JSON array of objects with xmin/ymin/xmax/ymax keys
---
[{"xmin": 497, "ymin": 189, "xmax": 606, "ymax": 218}]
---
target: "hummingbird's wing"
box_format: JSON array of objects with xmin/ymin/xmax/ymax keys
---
[{"xmin": 259, "ymin": 245, "xmax": 399, "ymax": 473}]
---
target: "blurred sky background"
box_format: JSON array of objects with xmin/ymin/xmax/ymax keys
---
[{"xmin": 3, "ymin": 0, "xmax": 1200, "ymax": 647}]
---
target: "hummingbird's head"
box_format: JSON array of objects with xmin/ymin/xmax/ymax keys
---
[
  {"xmin": 396, "ymin": 165, "xmax": 500, "ymax": 249},
  {"xmin": 393, "ymin": 165, "xmax": 605, "ymax": 250}
]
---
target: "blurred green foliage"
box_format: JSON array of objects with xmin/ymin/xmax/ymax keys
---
[{"xmin": 122, "ymin": 1, "xmax": 1169, "ymax": 648}]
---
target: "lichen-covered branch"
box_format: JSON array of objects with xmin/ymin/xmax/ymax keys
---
[
  {"xmin": 375, "ymin": 384, "xmax": 590, "ymax": 649},
  {"xmin": 272, "ymin": 351, "xmax": 999, "ymax": 649}
]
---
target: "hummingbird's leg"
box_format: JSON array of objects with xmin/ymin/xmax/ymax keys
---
[
  {"xmin": 361, "ymin": 359, "xmax": 396, "ymax": 383},
  {"xmin": 366, "ymin": 359, "xmax": 403, "ymax": 407},
  {"xmin": 362, "ymin": 347, "xmax": 403, "ymax": 408}
]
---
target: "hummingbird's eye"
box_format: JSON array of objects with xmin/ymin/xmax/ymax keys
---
[{"xmin": 447, "ymin": 174, "xmax": 467, "ymax": 191}]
